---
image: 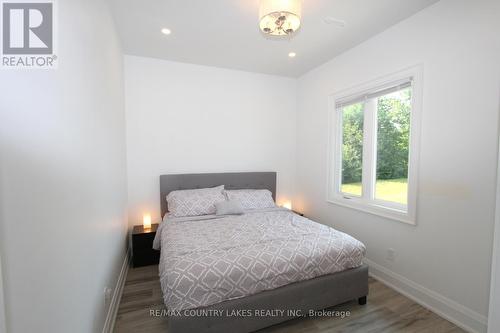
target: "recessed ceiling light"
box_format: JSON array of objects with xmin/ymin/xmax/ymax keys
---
[
  {"xmin": 288, "ymin": 52, "xmax": 297, "ymax": 58},
  {"xmin": 161, "ymin": 28, "xmax": 172, "ymax": 35}
]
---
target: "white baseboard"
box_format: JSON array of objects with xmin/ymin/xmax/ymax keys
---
[
  {"xmin": 365, "ymin": 259, "xmax": 487, "ymax": 333},
  {"xmin": 102, "ymin": 250, "xmax": 130, "ymax": 333}
]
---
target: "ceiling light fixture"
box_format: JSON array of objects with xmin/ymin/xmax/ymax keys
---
[
  {"xmin": 161, "ymin": 28, "xmax": 171, "ymax": 35},
  {"xmin": 259, "ymin": 0, "xmax": 301, "ymax": 36},
  {"xmin": 288, "ymin": 52, "xmax": 296, "ymax": 58}
]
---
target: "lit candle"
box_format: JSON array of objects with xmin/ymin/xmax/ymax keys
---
[
  {"xmin": 282, "ymin": 201, "xmax": 292, "ymax": 210},
  {"xmin": 143, "ymin": 214, "xmax": 152, "ymax": 230}
]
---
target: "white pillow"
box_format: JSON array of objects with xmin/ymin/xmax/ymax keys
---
[
  {"xmin": 224, "ymin": 189, "xmax": 275, "ymax": 210},
  {"xmin": 167, "ymin": 185, "xmax": 225, "ymax": 217},
  {"xmin": 215, "ymin": 200, "xmax": 244, "ymax": 216}
]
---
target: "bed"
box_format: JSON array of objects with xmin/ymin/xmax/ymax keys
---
[{"xmin": 154, "ymin": 172, "xmax": 368, "ymax": 333}]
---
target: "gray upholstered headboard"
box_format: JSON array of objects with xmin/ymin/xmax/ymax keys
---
[{"xmin": 159, "ymin": 172, "xmax": 277, "ymax": 217}]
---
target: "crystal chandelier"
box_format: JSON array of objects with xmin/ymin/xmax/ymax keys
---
[{"xmin": 259, "ymin": 0, "xmax": 302, "ymax": 36}]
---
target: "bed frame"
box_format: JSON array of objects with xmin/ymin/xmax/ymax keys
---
[{"xmin": 159, "ymin": 172, "xmax": 368, "ymax": 333}]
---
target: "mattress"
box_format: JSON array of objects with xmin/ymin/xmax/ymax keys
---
[{"xmin": 153, "ymin": 208, "xmax": 366, "ymax": 311}]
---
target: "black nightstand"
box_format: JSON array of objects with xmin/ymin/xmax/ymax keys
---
[{"xmin": 132, "ymin": 224, "xmax": 160, "ymax": 267}]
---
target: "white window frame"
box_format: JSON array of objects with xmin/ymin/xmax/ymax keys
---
[{"xmin": 327, "ymin": 65, "xmax": 423, "ymax": 225}]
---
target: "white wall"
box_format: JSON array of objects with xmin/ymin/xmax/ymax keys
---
[
  {"xmin": 488, "ymin": 126, "xmax": 500, "ymax": 332},
  {"xmin": 0, "ymin": 1, "xmax": 128, "ymax": 332},
  {"xmin": 295, "ymin": 0, "xmax": 500, "ymax": 332},
  {"xmin": 0, "ymin": 149, "xmax": 5, "ymax": 333},
  {"xmin": 124, "ymin": 56, "xmax": 297, "ymax": 225},
  {"xmin": 0, "ymin": 253, "xmax": 5, "ymax": 333}
]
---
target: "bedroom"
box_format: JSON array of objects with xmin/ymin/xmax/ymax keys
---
[{"xmin": 0, "ymin": 0, "xmax": 499, "ymax": 332}]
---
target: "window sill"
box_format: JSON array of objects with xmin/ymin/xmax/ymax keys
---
[{"xmin": 326, "ymin": 196, "xmax": 416, "ymax": 225}]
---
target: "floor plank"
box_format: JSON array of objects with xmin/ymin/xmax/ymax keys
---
[{"xmin": 114, "ymin": 265, "xmax": 466, "ymax": 333}]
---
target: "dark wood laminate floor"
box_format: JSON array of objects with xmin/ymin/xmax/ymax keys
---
[{"xmin": 114, "ymin": 265, "xmax": 466, "ymax": 333}]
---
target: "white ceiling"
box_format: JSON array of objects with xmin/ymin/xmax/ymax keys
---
[{"xmin": 110, "ymin": 0, "xmax": 440, "ymax": 77}]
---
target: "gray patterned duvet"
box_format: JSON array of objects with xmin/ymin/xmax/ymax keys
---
[{"xmin": 153, "ymin": 208, "xmax": 366, "ymax": 311}]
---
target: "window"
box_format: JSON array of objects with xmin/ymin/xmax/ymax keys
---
[{"xmin": 328, "ymin": 67, "xmax": 422, "ymax": 224}]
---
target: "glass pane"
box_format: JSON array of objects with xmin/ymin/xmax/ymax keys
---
[
  {"xmin": 340, "ymin": 103, "xmax": 364, "ymax": 196},
  {"xmin": 375, "ymin": 87, "xmax": 411, "ymax": 204}
]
